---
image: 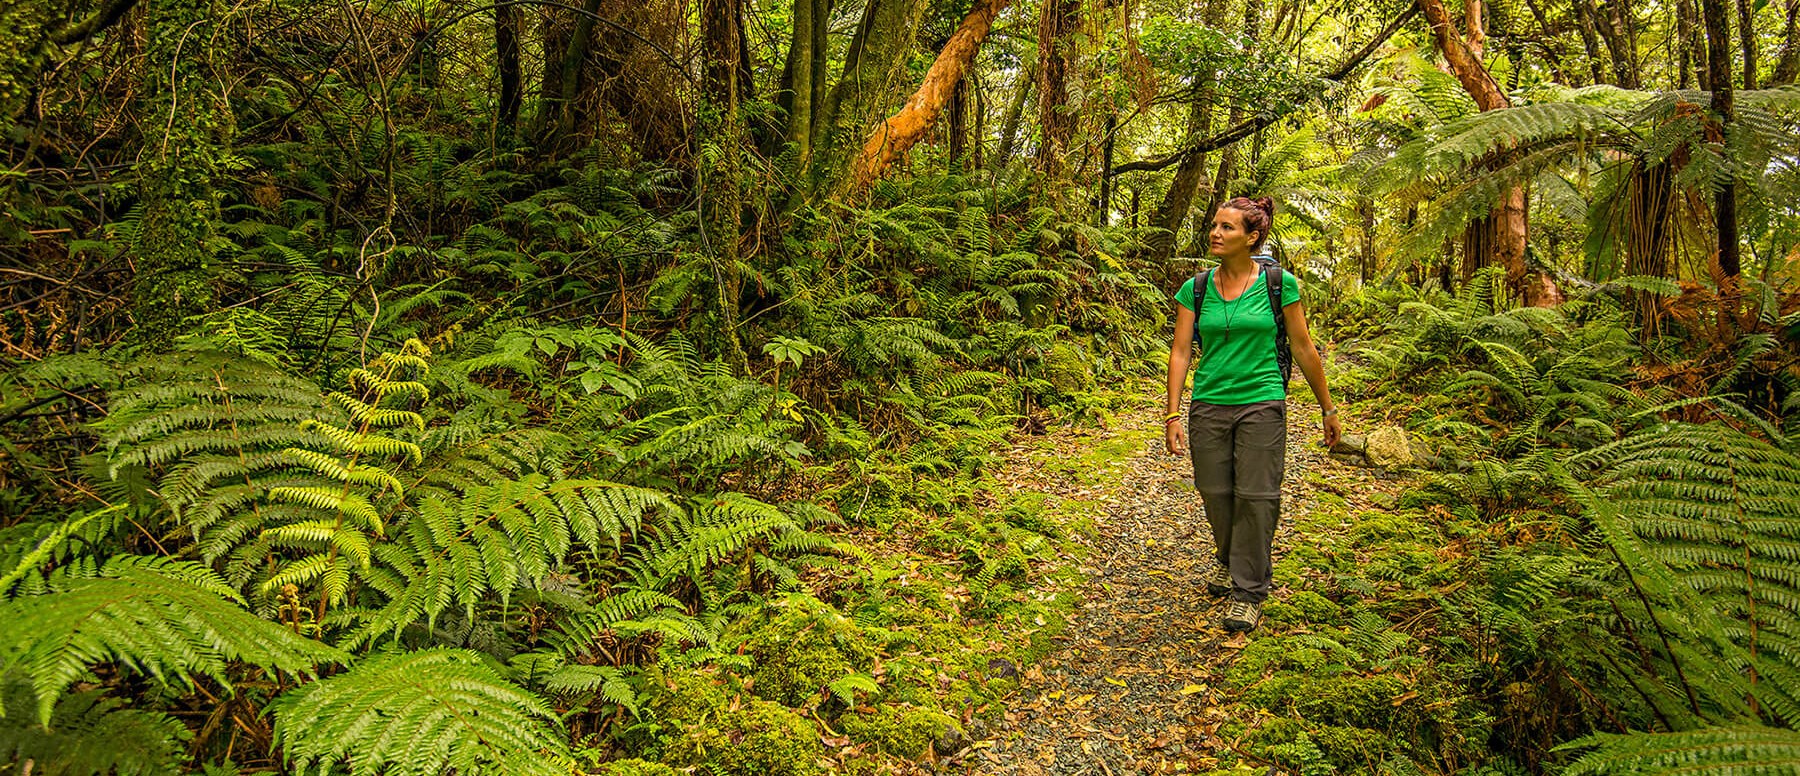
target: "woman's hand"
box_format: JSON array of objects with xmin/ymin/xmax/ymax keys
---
[
  {"xmin": 1166, "ymin": 419, "xmax": 1187, "ymax": 456},
  {"xmin": 1323, "ymin": 413, "xmax": 1342, "ymax": 449}
]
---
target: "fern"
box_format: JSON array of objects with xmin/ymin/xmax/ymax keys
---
[
  {"xmin": 1569, "ymin": 423, "xmax": 1800, "ymax": 727},
  {"xmin": 347, "ymin": 477, "xmax": 675, "ymax": 645},
  {"xmin": 1561, "ymin": 725, "xmax": 1800, "ymax": 774},
  {"xmin": 268, "ymin": 648, "xmax": 573, "ymax": 776},
  {"xmin": 0, "ymin": 557, "xmax": 346, "ymax": 724},
  {"xmin": 0, "ymin": 683, "xmax": 189, "ymax": 776}
]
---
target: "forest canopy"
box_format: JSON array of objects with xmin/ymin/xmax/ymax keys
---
[{"xmin": 2, "ymin": 0, "xmax": 1799, "ymax": 773}]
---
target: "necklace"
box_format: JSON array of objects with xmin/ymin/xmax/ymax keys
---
[{"xmin": 1214, "ymin": 270, "xmax": 1254, "ymax": 346}]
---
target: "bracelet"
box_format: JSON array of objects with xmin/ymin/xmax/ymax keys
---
[
  {"xmin": 1321, "ymin": 408, "xmax": 1338, "ymax": 418},
  {"xmin": 1164, "ymin": 414, "xmax": 1183, "ymax": 425}
]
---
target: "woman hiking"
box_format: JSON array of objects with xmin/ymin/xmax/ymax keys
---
[{"xmin": 1164, "ymin": 196, "xmax": 1341, "ymax": 633}]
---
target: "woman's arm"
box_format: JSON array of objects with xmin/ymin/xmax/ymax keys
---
[
  {"xmin": 1166, "ymin": 303, "xmax": 1196, "ymax": 454},
  {"xmin": 1282, "ymin": 299, "xmax": 1342, "ymax": 448}
]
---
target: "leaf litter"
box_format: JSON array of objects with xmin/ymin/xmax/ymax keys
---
[{"xmin": 949, "ymin": 392, "xmax": 1405, "ymax": 775}]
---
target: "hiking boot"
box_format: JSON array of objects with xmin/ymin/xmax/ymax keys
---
[
  {"xmin": 1223, "ymin": 600, "xmax": 1261, "ymax": 632},
  {"xmin": 1201, "ymin": 560, "xmax": 1231, "ymax": 596}
]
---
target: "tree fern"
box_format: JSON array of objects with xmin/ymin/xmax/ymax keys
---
[
  {"xmin": 268, "ymin": 648, "xmax": 572, "ymax": 776},
  {"xmin": 1569, "ymin": 423, "xmax": 1800, "ymax": 727},
  {"xmin": 0, "ymin": 557, "xmax": 346, "ymax": 724}
]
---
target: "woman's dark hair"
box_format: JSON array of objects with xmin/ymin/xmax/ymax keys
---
[{"xmin": 1221, "ymin": 196, "xmax": 1276, "ymax": 250}]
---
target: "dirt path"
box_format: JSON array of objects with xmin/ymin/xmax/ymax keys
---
[{"xmin": 965, "ymin": 392, "xmax": 1354, "ymax": 775}]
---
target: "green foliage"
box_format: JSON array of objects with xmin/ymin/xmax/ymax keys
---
[
  {"xmin": 1562, "ymin": 725, "xmax": 1800, "ymax": 774},
  {"xmin": 269, "ymin": 648, "xmax": 573, "ymax": 776},
  {"xmin": 0, "ymin": 684, "xmax": 190, "ymax": 776},
  {"xmin": 659, "ymin": 696, "xmax": 824, "ymax": 776},
  {"xmin": 0, "ymin": 557, "xmax": 345, "ymax": 724},
  {"xmin": 1570, "ymin": 423, "xmax": 1800, "ymax": 727},
  {"xmin": 837, "ymin": 703, "xmax": 958, "ymax": 760},
  {"xmin": 728, "ymin": 592, "xmax": 878, "ymax": 707}
]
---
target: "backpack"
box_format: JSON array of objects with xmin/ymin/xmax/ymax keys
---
[{"xmin": 1194, "ymin": 253, "xmax": 1292, "ymax": 387}]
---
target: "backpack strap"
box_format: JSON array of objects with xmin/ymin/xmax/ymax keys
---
[
  {"xmin": 1192, "ymin": 268, "xmax": 1213, "ymax": 349},
  {"xmin": 1263, "ymin": 262, "xmax": 1293, "ymax": 387}
]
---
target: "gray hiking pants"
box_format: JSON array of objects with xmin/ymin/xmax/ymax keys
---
[{"xmin": 1188, "ymin": 400, "xmax": 1285, "ymax": 603}]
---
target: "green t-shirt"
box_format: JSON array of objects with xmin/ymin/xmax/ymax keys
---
[{"xmin": 1174, "ymin": 269, "xmax": 1300, "ymax": 405}]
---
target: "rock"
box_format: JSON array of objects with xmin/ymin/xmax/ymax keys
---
[
  {"xmin": 1330, "ymin": 452, "xmax": 1370, "ymax": 467},
  {"xmin": 1365, "ymin": 426, "xmax": 1414, "ymax": 468},
  {"xmin": 932, "ymin": 723, "xmax": 971, "ymax": 757},
  {"xmin": 1330, "ymin": 434, "xmax": 1368, "ymax": 455},
  {"xmin": 986, "ymin": 657, "xmax": 1018, "ymax": 679}
]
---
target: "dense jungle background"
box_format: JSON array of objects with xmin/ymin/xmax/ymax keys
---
[{"xmin": 4, "ymin": 0, "xmax": 1800, "ymax": 772}]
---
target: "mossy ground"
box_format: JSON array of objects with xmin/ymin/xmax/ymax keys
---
[
  {"xmin": 604, "ymin": 391, "xmax": 1131, "ymax": 773},
  {"xmin": 610, "ymin": 377, "xmax": 1524, "ymax": 775}
]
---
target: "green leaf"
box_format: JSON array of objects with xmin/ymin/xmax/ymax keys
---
[{"xmin": 269, "ymin": 648, "xmax": 573, "ymax": 776}]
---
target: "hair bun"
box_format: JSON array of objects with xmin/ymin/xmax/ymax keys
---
[{"xmin": 1254, "ymin": 196, "xmax": 1276, "ymax": 218}]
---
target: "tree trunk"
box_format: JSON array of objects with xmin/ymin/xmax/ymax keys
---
[
  {"xmin": 133, "ymin": 0, "xmax": 230, "ymax": 344},
  {"xmin": 1419, "ymin": 0, "xmax": 1561, "ymax": 305},
  {"xmin": 992, "ymin": 59, "xmax": 1035, "ymax": 172},
  {"xmin": 812, "ymin": 0, "xmax": 930, "ymax": 193},
  {"xmin": 541, "ymin": 0, "xmax": 605, "ymax": 152},
  {"xmin": 1703, "ymin": 0, "xmax": 1740, "ymax": 278},
  {"xmin": 702, "ymin": 0, "xmax": 748, "ymax": 368},
  {"xmin": 1144, "ymin": 0, "xmax": 1230, "ymax": 260},
  {"xmin": 1357, "ymin": 195, "xmax": 1376, "ymax": 286},
  {"xmin": 537, "ymin": 7, "xmax": 572, "ymax": 135},
  {"xmin": 1146, "ymin": 93, "xmax": 1213, "ymax": 260},
  {"xmin": 496, "ymin": 1, "xmax": 523, "ymax": 136},
  {"xmin": 603, "ymin": 3, "xmax": 693, "ymax": 167},
  {"xmin": 947, "ymin": 75, "xmax": 969, "ymax": 171},
  {"xmin": 1187, "ymin": 143, "xmax": 1237, "ymax": 257},
  {"xmin": 1570, "ymin": 0, "xmax": 1610, "ymax": 85},
  {"xmin": 778, "ymin": 0, "xmax": 823, "ymax": 164},
  {"xmin": 1035, "ymin": 0, "xmax": 1081, "ymax": 179},
  {"xmin": 1774, "ymin": 0, "xmax": 1800, "ymax": 85},
  {"xmin": 1625, "ymin": 158, "xmax": 1675, "ymax": 337},
  {"xmin": 1099, "ymin": 109, "xmax": 1116, "ymax": 224},
  {"xmin": 1738, "ymin": 0, "xmax": 1758, "ymax": 89},
  {"xmin": 1584, "ymin": 0, "xmax": 1641, "ymax": 87},
  {"xmin": 1465, "ymin": 0, "xmax": 1486, "ymax": 58},
  {"xmin": 1679, "ymin": 0, "xmax": 1697, "ymax": 88},
  {"xmin": 842, "ymin": 0, "xmax": 1010, "ymax": 194}
]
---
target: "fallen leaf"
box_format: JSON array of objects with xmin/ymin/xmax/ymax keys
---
[
  {"xmin": 1180, "ymin": 683, "xmax": 1205, "ymax": 695},
  {"xmin": 1104, "ymin": 676, "xmax": 1128, "ymax": 687},
  {"xmin": 1068, "ymin": 693, "xmax": 1095, "ymax": 707}
]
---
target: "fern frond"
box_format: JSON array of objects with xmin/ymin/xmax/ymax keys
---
[
  {"xmin": 268, "ymin": 648, "xmax": 573, "ymax": 776},
  {"xmin": 0, "ymin": 558, "xmax": 346, "ymax": 723},
  {"xmin": 0, "ymin": 683, "xmax": 190, "ymax": 776},
  {"xmin": 1561, "ymin": 725, "xmax": 1800, "ymax": 775}
]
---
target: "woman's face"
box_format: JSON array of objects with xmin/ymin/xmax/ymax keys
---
[{"xmin": 1208, "ymin": 208, "xmax": 1260, "ymax": 258}]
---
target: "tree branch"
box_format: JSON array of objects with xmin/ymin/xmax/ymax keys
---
[
  {"xmin": 1109, "ymin": 5, "xmax": 1417, "ymax": 176},
  {"xmin": 51, "ymin": 0, "xmax": 140, "ymax": 45}
]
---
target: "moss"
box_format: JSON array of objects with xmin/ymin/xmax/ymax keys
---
[
  {"xmin": 1041, "ymin": 342, "xmax": 1096, "ymax": 395},
  {"xmin": 596, "ymin": 759, "xmax": 682, "ymax": 776},
  {"xmin": 640, "ymin": 663, "xmax": 733, "ymax": 724},
  {"xmin": 1287, "ymin": 590, "xmax": 1344, "ymax": 624},
  {"xmin": 1291, "ymin": 674, "xmax": 1407, "ymax": 729},
  {"xmin": 839, "ymin": 703, "xmax": 960, "ymax": 760},
  {"xmin": 661, "ymin": 698, "xmax": 826, "ymax": 776},
  {"xmin": 729, "ymin": 593, "xmax": 878, "ymax": 707},
  {"xmin": 1349, "ymin": 511, "xmax": 1437, "ymax": 544},
  {"xmin": 840, "ymin": 752, "xmax": 915, "ymax": 776}
]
